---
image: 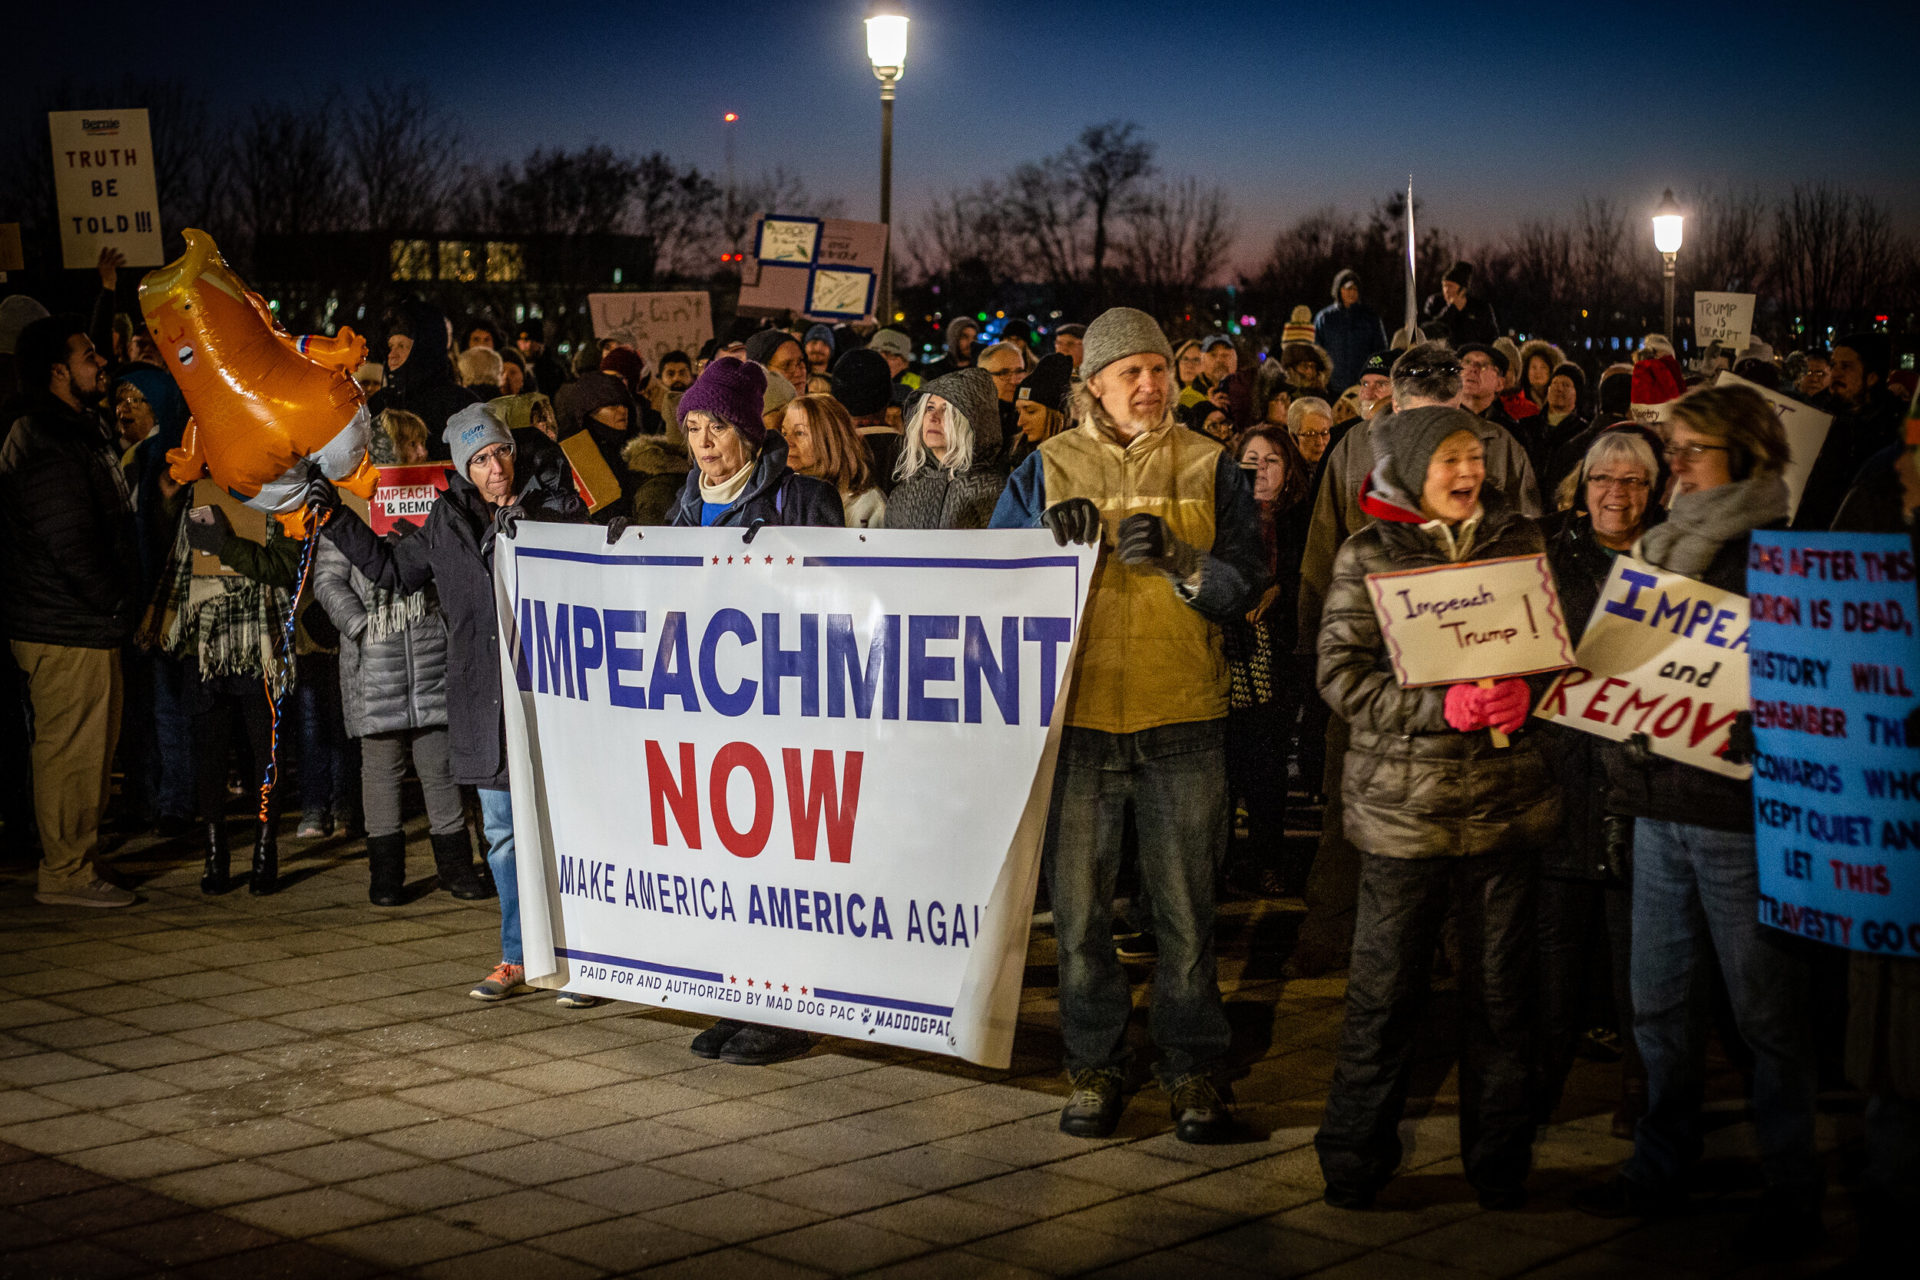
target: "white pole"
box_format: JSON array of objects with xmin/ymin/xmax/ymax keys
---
[{"xmin": 1404, "ymin": 175, "xmax": 1418, "ymax": 339}]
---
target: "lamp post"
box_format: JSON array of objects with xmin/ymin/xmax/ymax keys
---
[
  {"xmin": 1653, "ymin": 188, "xmax": 1684, "ymax": 348},
  {"xmin": 865, "ymin": 1, "xmax": 908, "ymax": 327}
]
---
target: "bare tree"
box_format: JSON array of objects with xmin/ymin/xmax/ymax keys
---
[
  {"xmin": 229, "ymin": 98, "xmax": 352, "ymax": 245},
  {"xmin": 1066, "ymin": 121, "xmax": 1155, "ymax": 305},
  {"xmin": 632, "ymin": 152, "xmax": 721, "ymax": 279},
  {"xmin": 1771, "ymin": 183, "xmax": 1903, "ymax": 339},
  {"xmin": 342, "ymin": 82, "xmax": 461, "ymax": 232},
  {"xmin": 1118, "ymin": 178, "xmax": 1237, "ymax": 319},
  {"xmin": 1682, "ymin": 185, "xmax": 1769, "ymax": 295},
  {"xmin": 1003, "ymin": 157, "xmax": 1091, "ymax": 296}
]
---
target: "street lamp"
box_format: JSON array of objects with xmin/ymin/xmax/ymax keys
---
[
  {"xmin": 865, "ymin": 1, "xmax": 908, "ymax": 327},
  {"xmin": 1652, "ymin": 188, "xmax": 1684, "ymax": 347}
]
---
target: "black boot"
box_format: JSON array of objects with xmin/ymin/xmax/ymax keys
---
[
  {"xmin": 201, "ymin": 820, "xmax": 233, "ymax": 895},
  {"xmin": 367, "ymin": 832, "xmax": 407, "ymax": 906},
  {"xmin": 431, "ymin": 830, "xmax": 494, "ymax": 900},
  {"xmin": 249, "ymin": 818, "xmax": 280, "ymax": 896}
]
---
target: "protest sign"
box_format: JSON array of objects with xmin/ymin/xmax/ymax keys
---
[
  {"xmin": 586, "ymin": 292, "xmax": 713, "ymax": 371},
  {"xmin": 48, "ymin": 110, "xmax": 162, "ymax": 269},
  {"xmin": 188, "ymin": 479, "xmax": 268, "ymax": 577},
  {"xmin": 368, "ymin": 464, "xmax": 450, "ymax": 535},
  {"xmin": 1713, "ymin": 372, "xmax": 1832, "ymax": 522},
  {"xmin": 1748, "ymin": 531, "xmax": 1920, "ymax": 954},
  {"xmin": 1365, "ymin": 553, "xmax": 1574, "ymax": 688},
  {"xmin": 1534, "ymin": 555, "xmax": 1751, "ymax": 779},
  {"xmin": 558, "ymin": 433, "xmax": 621, "ymax": 515},
  {"xmin": 738, "ymin": 214, "xmax": 889, "ymax": 320},
  {"xmin": 1694, "ymin": 291, "xmax": 1755, "ymax": 354},
  {"xmin": 495, "ymin": 525, "xmax": 1096, "ymax": 1067}
]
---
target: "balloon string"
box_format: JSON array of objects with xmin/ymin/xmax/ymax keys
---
[{"xmin": 258, "ymin": 523, "xmax": 323, "ymax": 824}]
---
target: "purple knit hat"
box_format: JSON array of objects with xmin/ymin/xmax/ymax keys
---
[{"xmin": 675, "ymin": 356, "xmax": 768, "ymax": 446}]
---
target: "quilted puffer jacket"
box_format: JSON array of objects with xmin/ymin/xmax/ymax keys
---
[
  {"xmin": 311, "ymin": 533, "xmax": 449, "ymax": 738},
  {"xmin": 1317, "ymin": 489, "xmax": 1561, "ymax": 858}
]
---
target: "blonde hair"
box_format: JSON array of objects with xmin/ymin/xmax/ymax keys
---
[
  {"xmin": 380, "ymin": 408, "xmax": 428, "ymax": 461},
  {"xmin": 897, "ymin": 394, "xmax": 974, "ymax": 481},
  {"xmin": 787, "ymin": 395, "xmax": 873, "ymax": 495},
  {"xmin": 456, "ymin": 345, "xmax": 503, "ymax": 388}
]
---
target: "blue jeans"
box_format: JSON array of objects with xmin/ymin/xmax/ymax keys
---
[
  {"xmin": 294, "ymin": 654, "xmax": 352, "ymax": 819},
  {"xmin": 1625, "ymin": 819, "xmax": 1819, "ymax": 1196},
  {"xmin": 478, "ymin": 787, "xmax": 520, "ymax": 965},
  {"xmin": 1316, "ymin": 849, "xmax": 1537, "ymax": 1194},
  {"xmin": 1044, "ymin": 720, "xmax": 1231, "ymax": 1083}
]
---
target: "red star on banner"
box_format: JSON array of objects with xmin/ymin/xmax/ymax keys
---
[
  {"xmin": 746, "ymin": 978, "xmax": 755, "ymax": 987},
  {"xmin": 764, "ymin": 555, "xmax": 773, "ymax": 564},
  {"xmin": 781, "ymin": 984, "xmax": 789, "ymax": 992},
  {"xmin": 800, "ymin": 987, "xmax": 808, "ymax": 995},
  {"xmin": 726, "ymin": 555, "xmax": 735, "ymax": 564},
  {"xmin": 728, "ymin": 975, "xmax": 736, "ymax": 983},
  {"xmin": 711, "ymin": 556, "xmax": 719, "ymax": 564},
  {"xmin": 786, "ymin": 556, "xmax": 795, "ymax": 565}
]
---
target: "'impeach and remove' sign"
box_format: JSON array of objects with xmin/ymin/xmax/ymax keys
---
[
  {"xmin": 1749, "ymin": 532, "xmax": 1920, "ymax": 954},
  {"xmin": 1534, "ymin": 556, "xmax": 1751, "ymax": 779}
]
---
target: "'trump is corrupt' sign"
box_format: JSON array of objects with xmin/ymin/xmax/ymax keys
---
[
  {"xmin": 1748, "ymin": 532, "xmax": 1920, "ymax": 954},
  {"xmin": 495, "ymin": 525, "xmax": 1095, "ymax": 1067}
]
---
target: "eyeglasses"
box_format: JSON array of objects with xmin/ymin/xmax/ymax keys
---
[
  {"xmin": 1292, "ymin": 429, "xmax": 1331, "ymax": 441},
  {"xmin": 1587, "ymin": 474, "xmax": 1650, "ymax": 492},
  {"xmin": 469, "ymin": 444, "xmax": 512, "ymax": 469},
  {"xmin": 1664, "ymin": 443, "xmax": 1731, "ymax": 461}
]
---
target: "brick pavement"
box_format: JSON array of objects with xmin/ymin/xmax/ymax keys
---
[{"xmin": 0, "ymin": 820, "xmax": 1868, "ymax": 1277}]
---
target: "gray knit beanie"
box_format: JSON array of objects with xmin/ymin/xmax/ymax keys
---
[
  {"xmin": 445, "ymin": 403, "xmax": 515, "ymax": 476},
  {"xmin": 1375, "ymin": 405, "xmax": 1484, "ymax": 501},
  {"xmin": 1079, "ymin": 307, "xmax": 1174, "ymax": 383}
]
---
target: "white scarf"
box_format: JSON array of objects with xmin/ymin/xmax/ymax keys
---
[{"xmin": 698, "ymin": 457, "xmax": 755, "ymax": 508}]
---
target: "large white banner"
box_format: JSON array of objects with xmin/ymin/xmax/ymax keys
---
[{"xmin": 495, "ymin": 524, "xmax": 1096, "ymax": 1067}]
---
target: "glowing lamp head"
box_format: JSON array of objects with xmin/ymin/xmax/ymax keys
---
[
  {"xmin": 865, "ymin": 1, "xmax": 908, "ymax": 79},
  {"xmin": 723, "ymin": 112, "xmax": 738, "ymax": 123},
  {"xmin": 1653, "ymin": 188, "xmax": 1684, "ymax": 255}
]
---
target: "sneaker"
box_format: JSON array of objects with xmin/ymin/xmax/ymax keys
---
[
  {"xmin": 1115, "ymin": 929, "xmax": 1159, "ymax": 960},
  {"xmin": 1167, "ymin": 1074, "xmax": 1235, "ymax": 1144},
  {"xmin": 1573, "ymin": 1174, "xmax": 1684, "ymax": 1220},
  {"xmin": 718, "ymin": 1024, "xmax": 813, "ymax": 1066},
  {"xmin": 296, "ymin": 813, "xmax": 332, "ymax": 840},
  {"xmin": 469, "ymin": 962, "xmax": 526, "ymax": 1001},
  {"xmin": 1059, "ymin": 1068, "xmax": 1125, "ymax": 1138},
  {"xmin": 691, "ymin": 1019, "xmax": 746, "ymax": 1058},
  {"xmin": 554, "ymin": 992, "xmax": 602, "ymax": 1009},
  {"xmin": 34, "ymin": 879, "xmax": 136, "ymax": 909}
]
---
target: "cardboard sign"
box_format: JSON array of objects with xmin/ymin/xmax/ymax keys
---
[
  {"xmin": 1694, "ymin": 291, "xmax": 1756, "ymax": 354},
  {"xmin": 49, "ymin": 109, "xmax": 162, "ymax": 269},
  {"xmin": 1713, "ymin": 372, "xmax": 1833, "ymax": 523},
  {"xmin": 586, "ymin": 292, "xmax": 713, "ymax": 372},
  {"xmin": 1534, "ymin": 556, "xmax": 1751, "ymax": 779},
  {"xmin": 369, "ymin": 464, "xmax": 450, "ymax": 535},
  {"xmin": 559, "ymin": 432, "xmax": 621, "ymax": 515},
  {"xmin": 738, "ymin": 214, "xmax": 889, "ymax": 320},
  {"xmin": 1749, "ymin": 532, "xmax": 1920, "ymax": 954},
  {"xmin": 1365, "ymin": 554, "xmax": 1574, "ymax": 688},
  {"xmin": 188, "ymin": 479, "xmax": 268, "ymax": 577}
]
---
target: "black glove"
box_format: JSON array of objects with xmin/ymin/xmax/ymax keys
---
[
  {"xmin": 493, "ymin": 502, "xmax": 525, "ymax": 541},
  {"xmin": 302, "ymin": 471, "xmax": 340, "ymax": 518},
  {"xmin": 1721, "ymin": 710, "xmax": 1756, "ymax": 766},
  {"xmin": 1621, "ymin": 731, "xmax": 1656, "ymax": 769},
  {"xmin": 1115, "ymin": 512, "xmax": 1202, "ymax": 580},
  {"xmin": 605, "ymin": 515, "xmax": 631, "ymax": 545},
  {"xmin": 1906, "ymin": 703, "xmax": 1920, "ymax": 750},
  {"xmin": 1040, "ymin": 497, "xmax": 1102, "ymax": 547},
  {"xmin": 185, "ymin": 506, "xmax": 232, "ymax": 554}
]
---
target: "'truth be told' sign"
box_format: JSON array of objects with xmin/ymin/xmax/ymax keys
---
[{"xmin": 49, "ymin": 109, "xmax": 162, "ymax": 269}]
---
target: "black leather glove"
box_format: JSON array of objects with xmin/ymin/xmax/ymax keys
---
[
  {"xmin": 1040, "ymin": 497, "xmax": 1102, "ymax": 547},
  {"xmin": 185, "ymin": 506, "xmax": 232, "ymax": 554},
  {"xmin": 1721, "ymin": 710, "xmax": 1756, "ymax": 766},
  {"xmin": 1621, "ymin": 731, "xmax": 1656, "ymax": 768},
  {"xmin": 605, "ymin": 515, "xmax": 631, "ymax": 545},
  {"xmin": 302, "ymin": 471, "xmax": 340, "ymax": 518},
  {"xmin": 493, "ymin": 502, "xmax": 525, "ymax": 541},
  {"xmin": 1115, "ymin": 512, "xmax": 1202, "ymax": 581}
]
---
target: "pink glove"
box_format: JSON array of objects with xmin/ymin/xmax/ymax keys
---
[
  {"xmin": 1444, "ymin": 683, "xmax": 1488, "ymax": 732},
  {"xmin": 1480, "ymin": 679, "xmax": 1532, "ymax": 735}
]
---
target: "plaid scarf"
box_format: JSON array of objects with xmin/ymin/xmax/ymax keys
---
[{"xmin": 146, "ymin": 516, "xmax": 294, "ymax": 696}]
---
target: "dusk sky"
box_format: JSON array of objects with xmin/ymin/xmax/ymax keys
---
[{"xmin": 16, "ymin": 0, "xmax": 1919, "ymax": 274}]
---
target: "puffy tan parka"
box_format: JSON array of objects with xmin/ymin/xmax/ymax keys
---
[{"xmin": 1317, "ymin": 493, "xmax": 1561, "ymax": 858}]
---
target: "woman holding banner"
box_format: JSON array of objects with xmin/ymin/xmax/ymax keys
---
[
  {"xmin": 1576, "ymin": 385, "xmax": 1824, "ymax": 1256},
  {"xmin": 1312, "ymin": 405, "xmax": 1558, "ymax": 1213},
  {"xmin": 668, "ymin": 357, "xmax": 843, "ymax": 1066},
  {"xmin": 1536, "ymin": 428, "xmax": 1662, "ymax": 1136}
]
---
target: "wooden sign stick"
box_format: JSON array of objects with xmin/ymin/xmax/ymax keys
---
[{"xmin": 1479, "ymin": 677, "xmax": 1510, "ymax": 749}]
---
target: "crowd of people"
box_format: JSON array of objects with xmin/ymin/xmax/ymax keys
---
[{"xmin": 0, "ymin": 252, "xmax": 1914, "ymax": 1261}]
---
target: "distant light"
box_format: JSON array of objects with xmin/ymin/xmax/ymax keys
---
[{"xmin": 724, "ymin": 113, "xmax": 738, "ymax": 123}]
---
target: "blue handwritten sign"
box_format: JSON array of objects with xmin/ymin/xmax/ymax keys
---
[{"xmin": 1749, "ymin": 532, "xmax": 1920, "ymax": 954}]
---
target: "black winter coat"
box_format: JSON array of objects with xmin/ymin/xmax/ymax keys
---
[
  {"xmin": 0, "ymin": 394, "xmax": 137, "ymax": 648},
  {"xmin": 369, "ymin": 301, "xmax": 480, "ymax": 463},
  {"xmin": 1318, "ymin": 496, "xmax": 1561, "ymax": 858},
  {"xmin": 1539, "ymin": 510, "xmax": 1624, "ymax": 879},
  {"xmin": 321, "ymin": 467, "xmax": 585, "ymax": 788},
  {"xmin": 665, "ymin": 435, "xmax": 845, "ymax": 530}
]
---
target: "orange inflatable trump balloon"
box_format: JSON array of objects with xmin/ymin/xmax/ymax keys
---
[{"xmin": 138, "ymin": 228, "xmax": 379, "ymax": 535}]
